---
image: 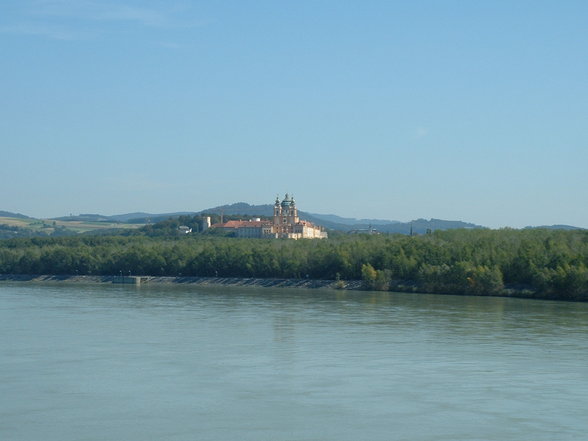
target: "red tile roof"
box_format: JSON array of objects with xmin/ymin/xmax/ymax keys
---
[{"xmin": 212, "ymin": 220, "xmax": 272, "ymax": 229}]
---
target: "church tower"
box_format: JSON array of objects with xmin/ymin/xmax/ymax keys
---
[
  {"xmin": 282, "ymin": 194, "xmax": 299, "ymax": 225},
  {"xmin": 273, "ymin": 193, "xmax": 299, "ymax": 236},
  {"xmin": 273, "ymin": 195, "xmax": 282, "ymax": 227},
  {"xmin": 267, "ymin": 193, "xmax": 327, "ymax": 239}
]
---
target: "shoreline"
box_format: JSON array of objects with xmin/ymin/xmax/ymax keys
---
[
  {"xmin": 0, "ymin": 274, "xmax": 364, "ymax": 290},
  {"xmin": 2, "ymin": 273, "xmax": 583, "ymax": 302}
]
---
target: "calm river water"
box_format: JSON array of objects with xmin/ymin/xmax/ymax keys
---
[{"xmin": 1, "ymin": 282, "xmax": 587, "ymax": 441}]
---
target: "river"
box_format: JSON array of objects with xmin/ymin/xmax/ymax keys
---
[{"xmin": 1, "ymin": 282, "xmax": 587, "ymax": 441}]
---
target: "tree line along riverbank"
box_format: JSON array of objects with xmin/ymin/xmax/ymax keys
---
[{"xmin": 0, "ymin": 228, "xmax": 587, "ymax": 301}]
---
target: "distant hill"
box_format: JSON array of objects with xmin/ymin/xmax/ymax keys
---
[
  {"xmin": 306, "ymin": 213, "xmax": 400, "ymax": 226},
  {"xmin": 0, "ymin": 212, "xmax": 143, "ymax": 238},
  {"xmin": 194, "ymin": 203, "xmax": 484, "ymax": 234},
  {"xmin": 52, "ymin": 212, "xmax": 196, "ymax": 223},
  {"xmin": 0, "ymin": 204, "xmax": 486, "ymax": 234},
  {"xmin": 5, "ymin": 204, "xmax": 582, "ymax": 236},
  {"xmin": 375, "ymin": 218, "xmax": 484, "ymax": 235},
  {"xmin": 198, "ymin": 202, "xmax": 274, "ymax": 217},
  {"xmin": 524, "ymin": 225, "xmax": 585, "ymax": 231},
  {"xmin": 195, "ymin": 204, "xmax": 401, "ymax": 228},
  {"xmin": 0, "ymin": 211, "xmax": 30, "ymax": 219},
  {"xmin": 110, "ymin": 212, "xmax": 195, "ymax": 223},
  {"xmin": 52, "ymin": 213, "xmax": 113, "ymax": 222},
  {"xmin": 194, "ymin": 203, "xmax": 376, "ymax": 230}
]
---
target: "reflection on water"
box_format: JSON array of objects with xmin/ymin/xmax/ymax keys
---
[{"xmin": 1, "ymin": 282, "xmax": 587, "ymax": 441}]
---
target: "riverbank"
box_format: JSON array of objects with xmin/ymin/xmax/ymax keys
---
[
  {"xmin": 2, "ymin": 273, "xmax": 580, "ymax": 302},
  {"xmin": 0, "ymin": 274, "xmax": 365, "ymax": 290}
]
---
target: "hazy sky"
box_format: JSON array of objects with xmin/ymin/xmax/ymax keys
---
[{"xmin": 1, "ymin": 1, "xmax": 586, "ymax": 228}]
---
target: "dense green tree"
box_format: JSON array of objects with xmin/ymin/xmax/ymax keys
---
[{"xmin": 1, "ymin": 228, "xmax": 587, "ymax": 299}]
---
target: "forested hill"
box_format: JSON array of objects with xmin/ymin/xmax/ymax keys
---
[{"xmin": 0, "ymin": 211, "xmax": 30, "ymax": 219}]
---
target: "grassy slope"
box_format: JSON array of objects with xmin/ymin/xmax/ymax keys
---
[{"xmin": 0, "ymin": 216, "xmax": 143, "ymax": 235}]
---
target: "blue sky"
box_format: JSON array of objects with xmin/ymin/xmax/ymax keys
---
[{"xmin": 1, "ymin": 0, "xmax": 586, "ymax": 228}]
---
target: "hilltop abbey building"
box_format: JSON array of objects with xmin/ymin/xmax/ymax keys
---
[{"xmin": 211, "ymin": 194, "xmax": 327, "ymax": 239}]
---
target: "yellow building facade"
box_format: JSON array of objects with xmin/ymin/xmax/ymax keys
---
[
  {"xmin": 212, "ymin": 194, "xmax": 327, "ymax": 239},
  {"xmin": 272, "ymin": 194, "xmax": 327, "ymax": 239}
]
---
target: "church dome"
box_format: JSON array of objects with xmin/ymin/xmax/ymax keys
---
[{"xmin": 281, "ymin": 193, "xmax": 292, "ymax": 206}]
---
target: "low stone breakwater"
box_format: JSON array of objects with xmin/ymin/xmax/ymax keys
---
[{"xmin": 0, "ymin": 274, "xmax": 364, "ymax": 290}]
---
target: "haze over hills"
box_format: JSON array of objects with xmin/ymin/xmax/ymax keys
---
[
  {"xmin": 524, "ymin": 224, "xmax": 582, "ymax": 231},
  {"xmin": 0, "ymin": 204, "xmax": 585, "ymax": 239},
  {"xmin": 52, "ymin": 212, "xmax": 195, "ymax": 223},
  {"xmin": 0, "ymin": 211, "xmax": 30, "ymax": 219},
  {"xmin": 306, "ymin": 214, "xmax": 401, "ymax": 226},
  {"xmin": 192, "ymin": 203, "xmax": 485, "ymax": 234},
  {"xmin": 48, "ymin": 203, "xmax": 408, "ymax": 230}
]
